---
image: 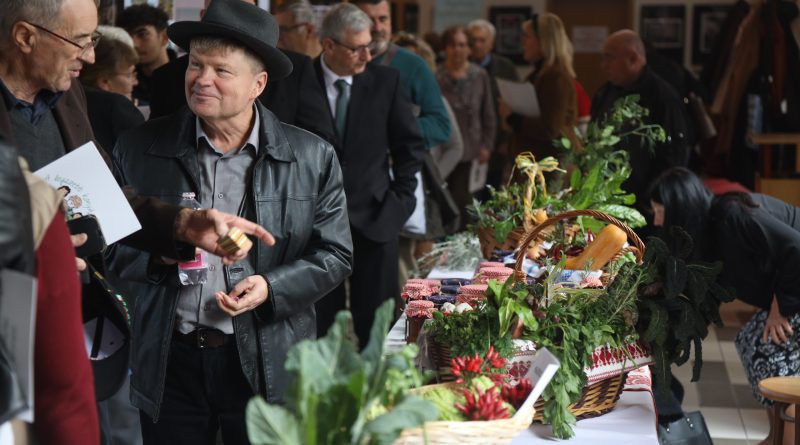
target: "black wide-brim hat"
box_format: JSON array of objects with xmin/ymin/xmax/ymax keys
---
[{"xmin": 167, "ymin": 0, "xmax": 293, "ymax": 81}]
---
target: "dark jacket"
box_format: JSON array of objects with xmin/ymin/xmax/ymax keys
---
[
  {"xmin": 710, "ymin": 193, "xmax": 800, "ymax": 317},
  {"xmin": 112, "ymin": 102, "xmax": 353, "ymax": 420},
  {"xmin": 0, "ymin": 78, "xmax": 189, "ymax": 260},
  {"xmin": 592, "ymin": 66, "xmax": 690, "ymax": 212},
  {"xmin": 84, "ymin": 87, "xmax": 145, "ymax": 152},
  {"xmin": 313, "ymin": 58, "xmax": 425, "ymax": 243},
  {"xmin": 0, "ymin": 140, "xmax": 33, "ymax": 275},
  {"xmin": 148, "ymin": 50, "xmax": 335, "ymax": 144}
]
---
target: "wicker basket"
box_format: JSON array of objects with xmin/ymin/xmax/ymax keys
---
[
  {"xmin": 532, "ymin": 371, "xmax": 627, "ymax": 421},
  {"xmin": 512, "ymin": 209, "xmax": 645, "ymax": 284},
  {"xmin": 428, "ymin": 338, "xmax": 454, "ymax": 382},
  {"xmin": 477, "ymin": 226, "xmax": 527, "ymax": 260},
  {"xmin": 393, "ymin": 382, "xmax": 535, "ymax": 445},
  {"xmin": 513, "ymin": 209, "xmax": 644, "ymax": 421}
]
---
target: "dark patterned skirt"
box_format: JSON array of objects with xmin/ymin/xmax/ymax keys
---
[{"xmin": 734, "ymin": 310, "xmax": 800, "ymax": 407}]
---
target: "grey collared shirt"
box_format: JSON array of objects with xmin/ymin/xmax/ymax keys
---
[{"xmin": 175, "ymin": 107, "xmax": 260, "ymax": 335}]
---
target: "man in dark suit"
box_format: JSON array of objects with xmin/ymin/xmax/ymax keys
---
[
  {"xmin": 313, "ymin": 3, "xmax": 425, "ymax": 346},
  {"xmin": 147, "ymin": 0, "xmax": 335, "ymax": 144}
]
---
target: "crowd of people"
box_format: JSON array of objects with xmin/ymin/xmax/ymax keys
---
[{"xmin": 0, "ymin": 0, "xmax": 797, "ymax": 444}]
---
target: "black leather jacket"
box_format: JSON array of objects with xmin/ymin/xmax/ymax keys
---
[
  {"xmin": 0, "ymin": 140, "xmax": 33, "ymax": 424},
  {"xmin": 112, "ymin": 104, "xmax": 353, "ymax": 420},
  {"xmin": 0, "ymin": 141, "xmax": 33, "ymax": 275}
]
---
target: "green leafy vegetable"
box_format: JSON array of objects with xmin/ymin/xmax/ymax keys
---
[{"xmin": 246, "ymin": 300, "xmax": 438, "ymax": 445}]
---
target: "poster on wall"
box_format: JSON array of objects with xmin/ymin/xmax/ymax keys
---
[
  {"xmin": 572, "ymin": 26, "xmax": 608, "ymax": 54},
  {"xmin": 640, "ymin": 5, "xmax": 685, "ymax": 65},
  {"xmin": 692, "ymin": 4, "xmax": 730, "ymax": 66},
  {"xmin": 433, "ymin": 0, "xmax": 482, "ymax": 33},
  {"xmin": 489, "ymin": 6, "xmax": 533, "ymax": 65}
]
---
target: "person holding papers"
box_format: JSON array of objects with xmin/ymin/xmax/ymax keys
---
[{"xmin": 498, "ymin": 13, "xmax": 579, "ymax": 163}]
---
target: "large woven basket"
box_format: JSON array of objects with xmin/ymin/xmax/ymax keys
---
[
  {"xmin": 393, "ymin": 382, "xmax": 535, "ymax": 445},
  {"xmin": 532, "ymin": 372, "xmax": 627, "ymax": 421},
  {"xmin": 514, "ymin": 209, "xmax": 644, "ymax": 420},
  {"xmin": 477, "ymin": 226, "xmax": 527, "ymax": 260},
  {"xmin": 513, "ymin": 209, "xmax": 645, "ymax": 284}
]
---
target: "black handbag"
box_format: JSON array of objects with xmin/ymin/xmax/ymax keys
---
[{"xmin": 658, "ymin": 411, "xmax": 714, "ymax": 445}]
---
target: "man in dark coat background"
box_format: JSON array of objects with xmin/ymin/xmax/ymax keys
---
[
  {"xmin": 592, "ymin": 29, "xmax": 690, "ymax": 222},
  {"xmin": 312, "ymin": 3, "xmax": 425, "ymax": 347}
]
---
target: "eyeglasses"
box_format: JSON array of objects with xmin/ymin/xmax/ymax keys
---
[
  {"xmin": 25, "ymin": 21, "xmax": 101, "ymax": 55},
  {"xmin": 331, "ymin": 38, "xmax": 371, "ymax": 55},
  {"xmin": 279, "ymin": 23, "xmax": 308, "ymax": 34},
  {"xmin": 530, "ymin": 13, "xmax": 540, "ymax": 37}
]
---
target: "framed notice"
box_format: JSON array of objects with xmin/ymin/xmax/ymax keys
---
[
  {"xmin": 691, "ymin": 4, "xmax": 730, "ymax": 66},
  {"xmin": 489, "ymin": 6, "xmax": 533, "ymax": 65},
  {"xmin": 640, "ymin": 5, "xmax": 686, "ymax": 65}
]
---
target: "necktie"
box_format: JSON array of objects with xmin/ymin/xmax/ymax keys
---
[{"xmin": 334, "ymin": 79, "xmax": 350, "ymax": 138}]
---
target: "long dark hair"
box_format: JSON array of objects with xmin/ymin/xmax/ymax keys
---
[{"xmin": 648, "ymin": 167, "xmax": 713, "ymax": 256}]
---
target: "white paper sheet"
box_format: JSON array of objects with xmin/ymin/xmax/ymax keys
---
[
  {"xmin": 468, "ymin": 158, "xmax": 489, "ymax": 193},
  {"xmin": 34, "ymin": 142, "xmax": 141, "ymax": 244},
  {"xmin": 515, "ymin": 347, "xmax": 560, "ymax": 418},
  {"xmin": 0, "ymin": 269, "xmax": 38, "ymax": 422},
  {"xmin": 497, "ymin": 78, "xmax": 541, "ymax": 118}
]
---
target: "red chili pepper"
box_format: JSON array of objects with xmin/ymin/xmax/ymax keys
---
[{"xmin": 501, "ymin": 378, "xmax": 533, "ymax": 409}]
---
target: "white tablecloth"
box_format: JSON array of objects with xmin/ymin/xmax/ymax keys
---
[{"xmin": 385, "ymin": 315, "xmax": 659, "ymax": 444}]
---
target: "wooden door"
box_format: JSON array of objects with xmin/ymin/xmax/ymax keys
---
[{"xmin": 548, "ymin": 0, "xmax": 632, "ymax": 98}]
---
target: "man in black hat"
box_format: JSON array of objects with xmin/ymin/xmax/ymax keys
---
[
  {"xmin": 112, "ymin": 0, "xmax": 353, "ymax": 442},
  {"xmin": 148, "ymin": 0, "xmax": 335, "ymax": 147}
]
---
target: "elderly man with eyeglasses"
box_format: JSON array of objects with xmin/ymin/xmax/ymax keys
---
[
  {"xmin": 274, "ymin": 0, "xmax": 322, "ymax": 58},
  {"xmin": 313, "ymin": 3, "xmax": 425, "ymax": 347}
]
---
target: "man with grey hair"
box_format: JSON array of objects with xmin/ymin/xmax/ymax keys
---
[
  {"xmin": 467, "ymin": 18, "xmax": 518, "ymax": 82},
  {"xmin": 313, "ymin": 3, "xmax": 424, "ymax": 347},
  {"xmin": 275, "ymin": 0, "xmax": 322, "ymax": 57},
  {"xmin": 0, "ymin": 0, "xmax": 273, "ymax": 272},
  {"xmin": 112, "ymin": 0, "xmax": 352, "ymax": 442},
  {"xmin": 467, "ymin": 18, "xmax": 519, "ymax": 193}
]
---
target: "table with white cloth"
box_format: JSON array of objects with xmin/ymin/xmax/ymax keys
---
[{"xmin": 385, "ymin": 313, "xmax": 660, "ymax": 444}]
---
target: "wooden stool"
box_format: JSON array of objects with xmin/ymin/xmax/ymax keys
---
[{"xmin": 759, "ymin": 376, "xmax": 800, "ymax": 445}]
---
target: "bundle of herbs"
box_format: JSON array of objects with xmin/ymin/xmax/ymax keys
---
[
  {"xmin": 631, "ymin": 227, "xmax": 733, "ymax": 394},
  {"xmin": 517, "ymin": 261, "xmax": 640, "ymax": 439},
  {"xmin": 246, "ymin": 300, "xmax": 438, "ymax": 445}
]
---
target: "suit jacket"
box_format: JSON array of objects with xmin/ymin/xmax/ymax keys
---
[
  {"xmin": 0, "ymin": 78, "xmax": 188, "ymax": 259},
  {"xmin": 84, "ymin": 87, "xmax": 144, "ymax": 152},
  {"xmin": 149, "ymin": 49, "xmax": 335, "ymax": 144},
  {"xmin": 313, "ymin": 58, "xmax": 425, "ymax": 243}
]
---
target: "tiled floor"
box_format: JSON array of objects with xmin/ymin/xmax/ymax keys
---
[{"xmin": 675, "ymin": 300, "xmax": 770, "ymax": 445}]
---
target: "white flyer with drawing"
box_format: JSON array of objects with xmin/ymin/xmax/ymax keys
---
[
  {"xmin": 34, "ymin": 142, "xmax": 141, "ymax": 244},
  {"xmin": 0, "ymin": 269, "xmax": 38, "ymax": 422}
]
